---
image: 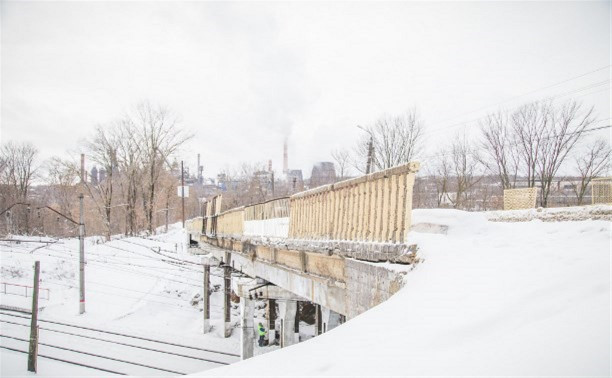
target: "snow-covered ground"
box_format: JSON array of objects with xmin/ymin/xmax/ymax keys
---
[
  {"xmin": 0, "ymin": 224, "xmax": 264, "ymax": 377},
  {"xmin": 191, "ymin": 208, "xmax": 610, "ymax": 377}
]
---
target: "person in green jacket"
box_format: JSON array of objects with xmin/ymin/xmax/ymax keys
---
[{"xmin": 257, "ymin": 322, "xmax": 266, "ymax": 347}]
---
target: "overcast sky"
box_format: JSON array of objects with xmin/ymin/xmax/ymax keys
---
[{"xmin": 2, "ymin": 1, "xmax": 610, "ymax": 178}]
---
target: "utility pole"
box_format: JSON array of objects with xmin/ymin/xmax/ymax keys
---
[
  {"xmin": 79, "ymin": 194, "xmax": 85, "ymax": 314},
  {"xmin": 181, "ymin": 160, "xmax": 185, "ymax": 228},
  {"xmin": 203, "ymin": 264, "xmax": 210, "ymax": 333},
  {"xmin": 357, "ymin": 125, "xmax": 374, "ymax": 174},
  {"xmin": 366, "ymin": 136, "xmax": 374, "ymax": 174},
  {"xmin": 165, "ymin": 208, "xmax": 169, "ymax": 233},
  {"xmin": 27, "ymin": 261, "xmax": 40, "ymax": 372}
]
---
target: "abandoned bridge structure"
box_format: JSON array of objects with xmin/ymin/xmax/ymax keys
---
[{"xmin": 186, "ymin": 162, "xmax": 420, "ymax": 360}]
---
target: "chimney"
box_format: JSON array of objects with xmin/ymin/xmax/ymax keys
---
[
  {"xmin": 197, "ymin": 153, "xmax": 202, "ymax": 184},
  {"xmin": 283, "ymin": 139, "xmax": 288, "ymax": 174},
  {"xmin": 268, "ymin": 159, "xmax": 272, "ymax": 172},
  {"xmin": 80, "ymin": 153, "xmax": 85, "ymax": 183}
]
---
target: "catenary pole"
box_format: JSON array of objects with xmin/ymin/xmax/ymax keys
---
[
  {"xmin": 27, "ymin": 261, "xmax": 40, "ymax": 372},
  {"xmin": 79, "ymin": 193, "xmax": 85, "ymax": 314},
  {"xmin": 181, "ymin": 161, "xmax": 185, "ymax": 228}
]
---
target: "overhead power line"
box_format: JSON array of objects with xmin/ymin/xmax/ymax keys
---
[{"xmin": 427, "ymin": 64, "xmax": 611, "ymax": 130}]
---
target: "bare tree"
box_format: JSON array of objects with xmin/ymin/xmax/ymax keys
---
[
  {"xmin": 536, "ymin": 100, "xmax": 594, "ymax": 207},
  {"xmin": 45, "ymin": 157, "xmax": 79, "ymax": 219},
  {"xmin": 449, "ymin": 135, "xmax": 482, "ymax": 209},
  {"xmin": 0, "ymin": 141, "xmax": 39, "ymax": 201},
  {"xmin": 0, "ymin": 141, "xmax": 39, "ymax": 233},
  {"xmin": 130, "ymin": 102, "xmax": 193, "ymax": 233},
  {"xmin": 480, "ymin": 110, "xmax": 519, "ymax": 189},
  {"xmin": 84, "ymin": 124, "xmax": 119, "ymax": 240},
  {"xmin": 331, "ymin": 149, "xmax": 351, "ymax": 180},
  {"xmin": 431, "ymin": 154, "xmax": 451, "ymax": 207},
  {"xmin": 353, "ymin": 109, "xmax": 424, "ymax": 172},
  {"xmin": 573, "ymin": 139, "xmax": 611, "ymax": 205},
  {"xmin": 511, "ymin": 101, "xmax": 550, "ymax": 188},
  {"xmin": 115, "ymin": 119, "xmax": 142, "ymax": 235}
]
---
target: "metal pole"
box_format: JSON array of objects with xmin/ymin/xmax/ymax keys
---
[
  {"xmin": 27, "ymin": 261, "xmax": 40, "ymax": 372},
  {"xmin": 181, "ymin": 161, "xmax": 185, "ymax": 228},
  {"xmin": 203, "ymin": 264, "xmax": 210, "ymax": 333},
  {"xmin": 366, "ymin": 136, "xmax": 373, "ymax": 174},
  {"xmin": 223, "ymin": 265, "xmax": 231, "ymax": 338},
  {"xmin": 79, "ymin": 194, "xmax": 85, "ymax": 314}
]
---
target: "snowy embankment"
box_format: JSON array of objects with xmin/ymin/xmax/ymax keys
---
[
  {"xmin": 0, "ymin": 225, "xmax": 242, "ymax": 376},
  {"xmin": 195, "ymin": 208, "xmax": 610, "ymax": 377}
]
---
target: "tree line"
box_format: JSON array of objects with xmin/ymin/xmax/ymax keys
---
[
  {"xmin": 0, "ymin": 102, "xmax": 194, "ymax": 239},
  {"xmin": 332, "ymin": 99, "xmax": 610, "ymax": 209}
]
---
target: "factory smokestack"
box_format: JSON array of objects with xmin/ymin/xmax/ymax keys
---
[
  {"xmin": 283, "ymin": 139, "xmax": 288, "ymax": 174},
  {"xmin": 80, "ymin": 154, "xmax": 85, "ymax": 183},
  {"xmin": 197, "ymin": 153, "xmax": 203, "ymax": 185}
]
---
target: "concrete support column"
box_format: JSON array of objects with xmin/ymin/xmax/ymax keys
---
[
  {"xmin": 203, "ymin": 264, "xmax": 211, "ymax": 333},
  {"xmin": 240, "ymin": 297, "xmax": 254, "ymax": 360},
  {"xmin": 223, "ymin": 265, "xmax": 232, "ymax": 338},
  {"xmin": 277, "ymin": 300, "xmax": 297, "ymax": 348},
  {"xmin": 294, "ymin": 301, "xmax": 300, "ymax": 343},
  {"xmin": 266, "ymin": 299, "xmax": 276, "ymax": 345},
  {"xmin": 314, "ymin": 304, "xmax": 322, "ymax": 336},
  {"xmin": 321, "ymin": 306, "xmax": 342, "ymax": 333}
]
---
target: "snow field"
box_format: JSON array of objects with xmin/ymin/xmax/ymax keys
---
[{"xmin": 193, "ymin": 208, "xmax": 610, "ymax": 377}]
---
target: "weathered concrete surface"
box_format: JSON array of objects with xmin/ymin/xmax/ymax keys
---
[
  {"xmin": 192, "ymin": 238, "xmax": 412, "ymax": 319},
  {"xmin": 345, "ymin": 259, "xmax": 406, "ymax": 318},
  {"xmin": 278, "ymin": 300, "xmax": 297, "ymax": 348},
  {"xmin": 240, "ymin": 297, "xmax": 254, "ymax": 360},
  {"xmin": 321, "ymin": 307, "xmax": 342, "ymax": 333}
]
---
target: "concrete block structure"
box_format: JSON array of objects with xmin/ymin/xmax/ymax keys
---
[{"xmin": 503, "ymin": 187, "xmax": 538, "ymax": 210}]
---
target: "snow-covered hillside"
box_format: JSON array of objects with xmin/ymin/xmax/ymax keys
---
[
  {"xmin": 0, "ymin": 225, "xmax": 243, "ymax": 376},
  {"xmin": 193, "ymin": 208, "xmax": 610, "ymax": 377}
]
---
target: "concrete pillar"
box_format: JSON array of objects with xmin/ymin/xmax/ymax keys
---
[
  {"xmin": 321, "ymin": 307, "xmax": 342, "ymax": 333},
  {"xmin": 223, "ymin": 265, "xmax": 232, "ymax": 338},
  {"xmin": 277, "ymin": 300, "xmax": 297, "ymax": 348},
  {"xmin": 266, "ymin": 299, "xmax": 276, "ymax": 345},
  {"xmin": 314, "ymin": 304, "xmax": 322, "ymax": 336},
  {"xmin": 203, "ymin": 264, "xmax": 211, "ymax": 333},
  {"xmin": 294, "ymin": 301, "xmax": 300, "ymax": 343},
  {"xmin": 240, "ymin": 297, "xmax": 254, "ymax": 360}
]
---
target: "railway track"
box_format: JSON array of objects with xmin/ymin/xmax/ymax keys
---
[{"xmin": 0, "ymin": 310, "xmax": 239, "ymax": 375}]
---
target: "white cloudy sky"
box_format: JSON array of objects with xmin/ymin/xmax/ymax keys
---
[{"xmin": 1, "ymin": 1, "xmax": 610, "ymax": 178}]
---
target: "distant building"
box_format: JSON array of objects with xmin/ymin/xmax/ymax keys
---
[
  {"xmin": 90, "ymin": 166, "xmax": 98, "ymax": 185},
  {"xmin": 285, "ymin": 169, "xmax": 304, "ymax": 192},
  {"xmin": 98, "ymin": 168, "xmax": 106, "ymax": 183},
  {"xmin": 309, "ymin": 162, "xmax": 336, "ymax": 188}
]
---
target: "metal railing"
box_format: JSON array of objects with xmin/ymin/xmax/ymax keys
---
[{"xmin": 1, "ymin": 282, "xmax": 50, "ymax": 300}]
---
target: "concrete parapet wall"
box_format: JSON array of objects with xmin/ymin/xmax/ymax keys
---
[
  {"xmin": 244, "ymin": 218, "xmax": 289, "ymax": 238},
  {"xmin": 288, "ymin": 162, "xmax": 419, "ymax": 243},
  {"xmin": 217, "ymin": 207, "xmax": 244, "ymax": 237},
  {"xmin": 244, "ymin": 197, "xmax": 290, "ymax": 220}
]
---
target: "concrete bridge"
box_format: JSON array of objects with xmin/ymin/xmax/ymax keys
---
[{"xmin": 186, "ymin": 162, "xmax": 420, "ymax": 359}]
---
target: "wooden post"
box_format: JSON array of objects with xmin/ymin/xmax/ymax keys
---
[
  {"xmin": 27, "ymin": 261, "xmax": 40, "ymax": 372},
  {"xmin": 223, "ymin": 264, "xmax": 232, "ymax": 338},
  {"xmin": 203, "ymin": 264, "xmax": 210, "ymax": 333}
]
